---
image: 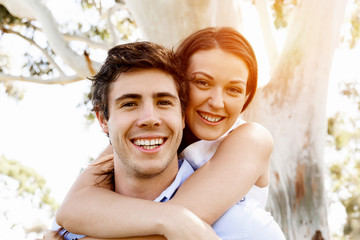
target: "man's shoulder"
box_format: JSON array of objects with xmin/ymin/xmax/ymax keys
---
[{"xmin": 154, "ymin": 159, "xmax": 194, "ymax": 202}]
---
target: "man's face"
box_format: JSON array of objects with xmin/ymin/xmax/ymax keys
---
[{"xmin": 98, "ymin": 68, "xmax": 184, "ymax": 178}]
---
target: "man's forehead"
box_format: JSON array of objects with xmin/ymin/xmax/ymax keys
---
[{"xmin": 110, "ymin": 69, "xmax": 179, "ymax": 99}]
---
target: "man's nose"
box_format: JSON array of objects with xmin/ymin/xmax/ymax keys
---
[
  {"xmin": 136, "ymin": 104, "xmax": 161, "ymax": 128},
  {"xmin": 208, "ymin": 88, "xmax": 225, "ymax": 109}
]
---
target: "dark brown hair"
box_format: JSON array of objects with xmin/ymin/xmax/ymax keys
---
[
  {"xmin": 91, "ymin": 41, "xmax": 188, "ymax": 119},
  {"xmin": 176, "ymin": 27, "xmax": 258, "ymax": 112}
]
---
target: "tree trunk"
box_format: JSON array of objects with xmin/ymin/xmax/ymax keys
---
[
  {"xmin": 125, "ymin": 0, "xmax": 348, "ymax": 239},
  {"xmin": 125, "ymin": 0, "xmax": 242, "ymax": 47},
  {"xmin": 245, "ymin": 0, "xmax": 347, "ymax": 239}
]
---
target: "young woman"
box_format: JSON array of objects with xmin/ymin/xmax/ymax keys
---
[{"xmin": 53, "ymin": 27, "xmax": 281, "ymax": 239}]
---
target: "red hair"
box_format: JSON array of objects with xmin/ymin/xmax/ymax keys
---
[{"xmin": 176, "ymin": 27, "xmax": 258, "ymax": 112}]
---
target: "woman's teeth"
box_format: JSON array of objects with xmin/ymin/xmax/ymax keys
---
[{"xmin": 199, "ymin": 112, "xmax": 222, "ymax": 123}]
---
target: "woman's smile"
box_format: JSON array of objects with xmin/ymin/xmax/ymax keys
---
[{"xmin": 197, "ymin": 111, "xmax": 225, "ymax": 124}]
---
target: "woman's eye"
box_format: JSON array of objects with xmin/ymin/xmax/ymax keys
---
[
  {"xmin": 194, "ymin": 79, "xmax": 210, "ymax": 87},
  {"xmin": 228, "ymin": 87, "xmax": 243, "ymax": 94}
]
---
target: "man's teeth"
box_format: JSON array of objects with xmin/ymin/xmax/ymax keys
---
[
  {"xmin": 199, "ymin": 112, "xmax": 222, "ymax": 123},
  {"xmin": 134, "ymin": 138, "xmax": 164, "ymax": 149}
]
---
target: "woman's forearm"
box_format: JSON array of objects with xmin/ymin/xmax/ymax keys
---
[
  {"xmin": 43, "ymin": 231, "xmax": 165, "ymax": 240},
  {"xmin": 82, "ymin": 236, "xmax": 166, "ymax": 240},
  {"xmin": 57, "ymin": 189, "xmax": 218, "ymax": 239},
  {"xmin": 57, "ymin": 187, "xmax": 166, "ymax": 238},
  {"xmin": 56, "ymin": 151, "xmax": 171, "ymax": 238}
]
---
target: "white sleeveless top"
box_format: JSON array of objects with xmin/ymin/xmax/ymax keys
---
[{"xmin": 179, "ymin": 117, "xmax": 269, "ymax": 208}]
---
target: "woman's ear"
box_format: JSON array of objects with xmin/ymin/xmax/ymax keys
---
[{"xmin": 96, "ymin": 111, "xmax": 109, "ymax": 133}]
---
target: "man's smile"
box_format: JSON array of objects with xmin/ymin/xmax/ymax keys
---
[{"xmin": 132, "ymin": 137, "xmax": 167, "ymax": 150}]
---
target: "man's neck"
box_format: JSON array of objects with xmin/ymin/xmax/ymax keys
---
[{"xmin": 113, "ymin": 157, "xmax": 179, "ymax": 201}]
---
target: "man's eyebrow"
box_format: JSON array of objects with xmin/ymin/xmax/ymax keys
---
[
  {"xmin": 153, "ymin": 92, "xmax": 178, "ymax": 99},
  {"xmin": 114, "ymin": 93, "xmax": 142, "ymax": 103}
]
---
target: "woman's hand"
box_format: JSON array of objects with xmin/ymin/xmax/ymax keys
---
[
  {"xmin": 46, "ymin": 204, "xmax": 220, "ymax": 240},
  {"xmin": 41, "ymin": 231, "xmax": 63, "ymax": 240},
  {"xmin": 159, "ymin": 204, "xmax": 221, "ymax": 240}
]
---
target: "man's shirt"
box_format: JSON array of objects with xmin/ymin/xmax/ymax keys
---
[{"xmin": 53, "ymin": 159, "xmax": 285, "ymax": 240}]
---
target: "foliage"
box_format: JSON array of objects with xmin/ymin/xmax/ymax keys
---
[
  {"xmin": 0, "ymin": 155, "xmax": 59, "ymax": 211},
  {"xmin": 269, "ymin": 0, "xmax": 360, "ymax": 50},
  {"xmin": 0, "ymin": 155, "xmax": 59, "ymax": 239},
  {"xmin": 349, "ymin": 0, "xmax": 360, "ymax": 49},
  {"xmin": 0, "ymin": 4, "xmax": 21, "ymax": 26},
  {"xmin": 0, "ymin": 81, "xmax": 24, "ymax": 100},
  {"xmin": 270, "ymin": 0, "xmax": 297, "ymax": 29},
  {"xmin": 327, "ymin": 81, "xmax": 360, "ymax": 239},
  {"xmin": 0, "ymin": 0, "xmax": 137, "ymax": 122},
  {"xmin": 78, "ymin": 89, "xmax": 96, "ymax": 124},
  {"xmin": 0, "ymin": 53, "xmax": 24, "ymax": 100}
]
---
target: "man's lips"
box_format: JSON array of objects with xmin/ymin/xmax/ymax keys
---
[{"xmin": 198, "ymin": 111, "xmax": 224, "ymax": 123}]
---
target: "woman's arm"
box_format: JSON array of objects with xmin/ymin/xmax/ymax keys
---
[
  {"xmin": 168, "ymin": 122, "xmax": 273, "ymax": 224},
  {"xmin": 42, "ymin": 230, "xmax": 165, "ymax": 240},
  {"xmin": 57, "ymin": 122, "xmax": 273, "ymax": 237},
  {"xmin": 56, "ymin": 150, "xmax": 219, "ymax": 239}
]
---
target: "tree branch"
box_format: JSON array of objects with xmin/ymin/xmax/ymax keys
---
[
  {"xmin": 104, "ymin": 5, "xmax": 121, "ymax": 45},
  {"xmin": 2, "ymin": 27, "xmax": 65, "ymax": 75},
  {"xmin": 0, "ymin": 72, "xmax": 85, "ymax": 85},
  {"xmin": 62, "ymin": 34, "xmax": 111, "ymax": 50},
  {"xmin": 1, "ymin": 0, "xmax": 102, "ymax": 77},
  {"xmin": 254, "ymin": 0, "xmax": 279, "ymax": 73},
  {"xmin": 0, "ymin": 0, "xmax": 36, "ymax": 20}
]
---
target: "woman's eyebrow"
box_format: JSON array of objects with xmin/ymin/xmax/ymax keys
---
[
  {"xmin": 192, "ymin": 71, "xmax": 213, "ymax": 79},
  {"xmin": 229, "ymin": 80, "xmax": 247, "ymax": 85}
]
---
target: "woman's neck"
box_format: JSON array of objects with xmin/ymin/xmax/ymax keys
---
[{"xmin": 179, "ymin": 126, "xmax": 200, "ymax": 153}]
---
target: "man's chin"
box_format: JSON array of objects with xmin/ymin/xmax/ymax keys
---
[{"xmin": 133, "ymin": 165, "xmax": 167, "ymax": 178}]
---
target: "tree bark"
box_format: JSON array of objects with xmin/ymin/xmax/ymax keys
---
[
  {"xmin": 245, "ymin": 0, "xmax": 347, "ymax": 239},
  {"xmin": 124, "ymin": 0, "xmax": 348, "ymax": 239},
  {"xmin": 125, "ymin": 0, "xmax": 242, "ymax": 48}
]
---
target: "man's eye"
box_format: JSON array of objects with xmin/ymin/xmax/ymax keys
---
[
  {"xmin": 158, "ymin": 100, "xmax": 172, "ymax": 106},
  {"xmin": 121, "ymin": 102, "xmax": 137, "ymax": 108}
]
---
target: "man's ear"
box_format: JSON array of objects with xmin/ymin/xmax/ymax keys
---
[{"xmin": 96, "ymin": 111, "xmax": 109, "ymax": 133}]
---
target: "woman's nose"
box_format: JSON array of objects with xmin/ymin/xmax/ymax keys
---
[{"xmin": 208, "ymin": 88, "xmax": 224, "ymax": 109}]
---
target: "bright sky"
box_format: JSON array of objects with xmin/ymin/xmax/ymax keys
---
[{"xmin": 0, "ymin": 0, "xmax": 359, "ymax": 239}]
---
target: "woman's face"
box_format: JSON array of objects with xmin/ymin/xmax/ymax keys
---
[{"xmin": 185, "ymin": 48, "xmax": 249, "ymax": 141}]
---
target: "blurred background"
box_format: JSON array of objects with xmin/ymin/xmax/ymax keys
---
[{"xmin": 0, "ymin": 0, "xmax": 359, "ymax": 239}]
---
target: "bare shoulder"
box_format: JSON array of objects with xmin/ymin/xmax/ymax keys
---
[{"xmin": 224, "ymin": 122, "xmax": 274, "ymax": 153}]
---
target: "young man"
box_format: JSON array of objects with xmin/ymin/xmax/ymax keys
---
[
  {"xmin": 50, "ymin": 41, "xmax": 219, "ymax": 240},
  {"xmin": 49, "ymin": 41, "xmax": 285, "ymax": 240}
]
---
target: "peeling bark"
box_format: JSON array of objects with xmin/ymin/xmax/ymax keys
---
[{"xmin": 295, "ymin": 163, "xmax": 306, "ymax": 207}]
